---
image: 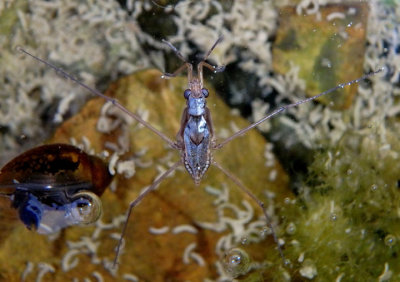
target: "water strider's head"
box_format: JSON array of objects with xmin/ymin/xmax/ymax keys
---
[
  {"xmin": 161, "ymin": 36, "xmax": 225, "ymax": 93},
  {"xmin": 184, "ymin": 85, "xmax": 209, "ymax": 116},
  {"xmin": 161, "ymin": 37, "xmax": 225, "ymax": 120}
]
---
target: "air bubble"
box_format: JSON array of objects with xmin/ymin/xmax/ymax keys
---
[
  {"xmin": 346, "ymin": 169, "xmax": 353, "ymax": 175},
  {"xmin": 260, "ymin": 227, "xmax": 269, "ymax": 237},
  {"xmin": 286, "ymin": 222, "xmax": 296, "ymax": 235},
  {"xmin": 241, "ymin": 237, "xmax": 248, "ymax": 245},
  {"xmin": 371, "ymin": 184, "xmax": 378, "ymax": 191},
  {"xmin": 284, "ymin": 258, "xmax": 292, "ymax": 267},
  {"xmin": 330, "ymin": 213, "xmax": 337, "ymax": 221},
  {"xmin": 69, "ymin": 191, "xmax": 102, "ymax": 224},
  {"xmin": 222, "ymin": 248, "xmax": 250, "ymax": 278},
  {"xmin": 384, "ymin": 234, "xmax": 396, "ymax": 247}
]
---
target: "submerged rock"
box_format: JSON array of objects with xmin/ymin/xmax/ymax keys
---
[{"xmin": 273, "ymin": 3, "xmax": 369, "ymax": 109}]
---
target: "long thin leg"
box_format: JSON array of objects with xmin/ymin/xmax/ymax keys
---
[
  {"xmin": 199, "ymin": 61, "xmax": 225, "ymax": 74},
  {"xmin": 113, "ymin": 160, "xmax": 182, "ymax": 266},
  {"xmin": 162, "ymin": 36, "xmax": 223, "ymax": 64},
  {"xmin": 198, "ymin": 61, "xmax": 225, "ymax": 87},
  {"xmin": 16, "ymin": 47, "xmax": 176, "ymax": 148},
  {"xmin": 197, "ymin": 36, "xmax": 225, "ymax": 86},
  {"xmin": 160, "ymin": 39, "xmax": 194, "ymax": 82},
  {"xmin": 162, "ymin": 62, "xmax": 193, "ymax": 81},
  {"xmin": 201, "ymin": 36, "xmax": 223, "ymax": 61},
  {"xmin": 212, "ymin": 161, "xmax": 286, "ymax": 263},
  {"xmin": 215, "ymin": 68, "xmax": 384, "ymax": 149},
  {"xmin": 161, "ymin": 39, "xmax": 188, "ymax": 63}
]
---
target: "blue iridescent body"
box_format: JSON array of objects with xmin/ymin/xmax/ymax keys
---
[{"xmin": 178, "ymin": 83, "xmax": 214, "ymax": 184}]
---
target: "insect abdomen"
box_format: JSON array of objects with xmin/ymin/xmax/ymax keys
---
[{"xmin": 183, "ymin": 116, "xmax": 211, "ymax": 184}]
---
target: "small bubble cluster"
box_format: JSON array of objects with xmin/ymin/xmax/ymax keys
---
[
  {"xmin": 286, "ymin": 222, "xmax": 296, "ymax": 235},
  {"xmin": 260, "ymin": 227, "xmax": 269, "ymax": 238}
]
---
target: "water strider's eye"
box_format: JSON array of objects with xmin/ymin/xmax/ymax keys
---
[
  {"xmin": 183, "ymin": 89, "xmax": 191, "ymax": 99},
  {"xmin": 201, "ymin": 88, "xmax": 209, "ymax": 98}
]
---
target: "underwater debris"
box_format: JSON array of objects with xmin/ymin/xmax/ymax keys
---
[
  {"xmin": 21, "ymin": 261, "xmax": 34, "ymax": 281},
  {"xmin": 378, "ymin": 263, "xmax": 392, "ymax": 282},
  {"xmin": 299, "ymin": 259, "xmax": 318, "ymax": 279},
  {"xmin": 61, "ymin": 249, "xmax": 81, "ymax": 272},
  {"xmin": 91, "ymin": 271, "xmax": 104, "ymax": 282},
  {"xmin": 122, "ymin": 273, "xmax": 139, "ymax": 282},
  {"xmin": 182, "ymin": 242, "xmax": 205, "ymax": 266},
  {"xmin": 36, "ymin": 262, "xmax": 56, "ymax": 282},
  {"xmin": 172, "ymin": 224, "xmax": 198, "ymax": 234},
  {"xmin": 148, "ymin": 225, "xmax": 170, "ymax": 235}
]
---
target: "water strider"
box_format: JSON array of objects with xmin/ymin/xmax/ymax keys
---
[{"xmin": 16, "ymin": 37, "xmax": 382, "ymax": 266}]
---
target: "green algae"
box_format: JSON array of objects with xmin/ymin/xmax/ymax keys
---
[{"xmin": 279, "ymin": 123, "xmax": 400, "ymax": 280}]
